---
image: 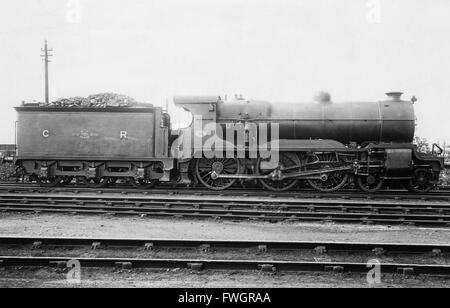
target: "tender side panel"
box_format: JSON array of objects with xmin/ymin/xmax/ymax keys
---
[{"xmin": 17, "ymin": 110, "xmax": 156, "ymax": 160}]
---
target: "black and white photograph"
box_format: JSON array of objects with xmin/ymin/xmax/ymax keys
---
[{"xmin": 0, "ymin": 0, "xmax": 449, "ymax": 294}]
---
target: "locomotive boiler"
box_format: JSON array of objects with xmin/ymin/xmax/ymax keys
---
[{"xmin": 215, "ymin": 92, "xmax": 415, "ymax": 144}]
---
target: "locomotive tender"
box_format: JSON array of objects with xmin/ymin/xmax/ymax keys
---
[{"xmin": 15, "ymin": 92, "xmax": 445, "ymax": 193}]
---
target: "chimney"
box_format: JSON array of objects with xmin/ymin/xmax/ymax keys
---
[{"xmin": 385, "ymin": 92, "xmax": 403, "ymax": 102}]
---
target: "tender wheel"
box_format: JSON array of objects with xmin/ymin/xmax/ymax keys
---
[
  {"xmin": 81, "ymin": 177, "xmax": 110, "ymax": 188},
  {"xmin": 107, "ymin": 177, "xmax": 118, "ymax": 185},
  {"xmin": 37, "ymin": 176, "xmax": 62, "ymax": 187},
  {"xmin": 406, "ymin": 168, "xmax": 433, "ymax": 193},
  {"xmin": 356, "ymin": 174, "xmax": 383, "ymax": 193},
  {"xmin": 195, "ymin": 157, "xmax": 240, "ymax": 190},
  {"xmin": 259, "ymin": 152, "xmax": 300, "ymax": 192},
  {"xmin": 130, "ymin": 178, "xmax": 159, "ymax": 189},
  {"xmin": 60, "ymin": 176, "xmax": 74, "ymax": 186}
]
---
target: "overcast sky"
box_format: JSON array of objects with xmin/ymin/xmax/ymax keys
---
[{"xmin": 0, "ymin": 0, "xmax": 449, "ymax": 144}]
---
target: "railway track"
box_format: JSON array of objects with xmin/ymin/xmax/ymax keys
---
[
  {"xmin": 1, "ymin": 192, "xmax": 450, "ymax": 226},
  {"xmin": 2, "ymin": 257, "xmax": 449, "ymax": 275},
  {"xmin": 0, "ymin": 237, "xmax": 449, "ymax": 275},
  {"xmin": 1, "ymin": 182, "xmax": 450, "ymax": 202},
  {"xmin": 1, "ymin": 236, "xmax": 449, "ymax": 254}
]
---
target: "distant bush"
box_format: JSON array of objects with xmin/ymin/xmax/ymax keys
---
[
  {"xmin": 439, "ymin": 169, "xmax": 450, "ymax": 186},
  {"xmin": 0, "ymin": 163, "xmax": 16, "ymax": 181}
]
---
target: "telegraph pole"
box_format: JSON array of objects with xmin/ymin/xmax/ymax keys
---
[{"xmin": 40, "ymin": 40, "xmax": 53, "ymax": 104}]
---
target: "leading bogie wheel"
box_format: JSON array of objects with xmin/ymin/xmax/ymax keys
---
[
  {"xmin": 406, "ymin": 168, "xmax": 433, "ymax": 193},
  {"xmin": 356, "ymin": 174, "xmax": 383, "ymax": 193}
]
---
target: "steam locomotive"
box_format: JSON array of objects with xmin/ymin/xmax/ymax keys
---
[{"xmin": 14, "ymin": 92, "xmax": 446, "ymax": 193}]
